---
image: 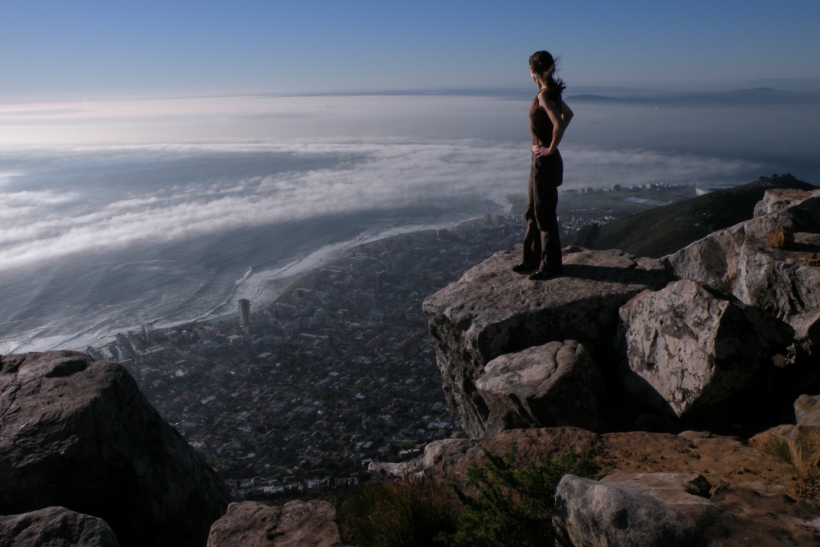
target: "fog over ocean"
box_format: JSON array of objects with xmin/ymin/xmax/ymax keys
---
[{"xmin": 1, "ymin": 93, "xmax": 818, "ymax": 353}]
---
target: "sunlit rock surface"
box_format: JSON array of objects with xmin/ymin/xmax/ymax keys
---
[
  {"xmin": 423, "ymin": 248, "xmax": 671, "ymax": 437},
  {"xmin": 619, "ymin": 279, "xmax": 791, "ymax": 419}
]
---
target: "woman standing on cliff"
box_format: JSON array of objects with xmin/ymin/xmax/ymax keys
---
[{"xmin": 512, "ymin": 50, "xmax": 573, "ymax": 280}]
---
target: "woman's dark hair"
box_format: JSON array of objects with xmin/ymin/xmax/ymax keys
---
[{"xmin": 529, "ymin": 50, "xmax": 566, "ymax": 101}]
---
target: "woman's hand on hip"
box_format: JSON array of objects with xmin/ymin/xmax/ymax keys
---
[{"xmin": 532, "ymin": 145, "xmax": 554, "ymax": 158}]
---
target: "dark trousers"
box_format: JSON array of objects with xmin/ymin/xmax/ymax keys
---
[{"xmin": 522, "ymin": 151, "xmax": 563, "ymax": 271}]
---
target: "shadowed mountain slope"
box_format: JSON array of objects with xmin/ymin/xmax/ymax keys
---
[{"xmin": 564, "ymin": 174, "xmax": 817, "ymax": 258}]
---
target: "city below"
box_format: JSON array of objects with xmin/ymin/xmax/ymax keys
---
[{"xmin": 86, "ymin": 182, "xmax": 696, "ymax": 500}]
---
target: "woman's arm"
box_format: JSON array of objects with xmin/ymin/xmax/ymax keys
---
[
  {"xmin": 533, "ymin": 90, "xmax": 566, "ymax": 157},
  {"xmin": 561, "ymin": 99, "xmax": 574, "ymax": 129}
]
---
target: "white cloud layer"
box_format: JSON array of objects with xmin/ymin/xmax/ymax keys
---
[{"xmin": 0, "ymin": 142, "xmax": 758, "ymax": 272}]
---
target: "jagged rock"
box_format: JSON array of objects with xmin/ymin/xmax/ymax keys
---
[
  {"xmin": 0, "ymin": 506, "xmax": 119, "ymax": 547},
  {"xmin": 790, "ymin": 394, "xmax": 820, "ymax": 476},
  {"xmin": 0, "ymin": 351, "xmax": 230, "ymax": 547},
  {"xmin": 619, "ymin": 279, "xmax": 791, "ymax": 419},
  {"xmin": 666, "ymin": 189, "xmax": 820, "ymax": 299},
  {"xmin": 754, "ymin": 188, "xmax": 820, "ymax": 218},
  {"xmin": 553, "ymin": 472, "xmax": 725, "ymax": 547},
  {"xmin": 207, "ymin": 501, "xmax": 345, "ymax": 547},
  {"xmin": 423, "ymin": 248, "xmax": 671, "ymax": 437},
  {"xmin": 476, "ymin": 340, "xmax": 604, "ymax": 434}
]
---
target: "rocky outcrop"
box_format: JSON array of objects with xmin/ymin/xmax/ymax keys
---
[
  {"xmin": 0, "ymin": 506, "xmax": 119, "ymax": 547},
  {"xmin": 666, "ymin": 189, "xmax": 820, "ymax": 305},
  {"xmin": 619, "ymin": 279, "xmax": 791, "ymax": 419},
  {"xmin": 754, "ymin": 188, "xmax": 820, "ymax": 217},
  {"xmin": 553, "ymin": 473, "xmax": 724, "ymax": 547},
  {"xmin": 0, "ymin": 351, "xmax": 230, "ymax": 547},
  {"xmin": 656, "ymin": 188, "xmax": 820, "ymax": 398},
  {"xmin": 423, "ymin": 428, "xmax": 599, "ymax": 483},
  {"xmin": 476, "ymin": 340, "xmax": 604, "ymax": 434},
  {"xmin": 421, "ymin": 428, "xmax": 820, "ymax": 544},
  {"xmin": 207, "ymin": 501, "xmax": 345, "ymax": 547},
  {"xmin": 423, "ymin": 248, "xmax": 671, "ymax": 437},
  {"xmin": 425, "ymin": 188, "xmax": 820, "ymax": 436}
]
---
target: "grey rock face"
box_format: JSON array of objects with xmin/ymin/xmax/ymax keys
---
[
  {"xmin": 207, "ymin": 501, "xmax": 345, "ymax": 547},
  {"xmin": 553, "ymin": 473, "xmax": 724, "ymax": 547},
  {"xmin": 0, "ymin": 506, "xmax": 119, "ymax": 547},
  {"xmin": 423, "ymin": 248, "xmax": 671, "ymax": 437},
  {"xmin": 666, "ymin": 190, "xmax": 820, "ymax": 374},
  {"xmin": 476, "ymin": 340, "xmax": 605, "ymax": 434},
  {"xmin": 0, "ymin": 351, "xmax": 230, "ymax": 547},
  {"xmin": 619, "ymin": 279, "xmax": 789, "ymax": 419},
  {"xmin": 666, "ymin": 190, "xmax": 820, "ymax": 297}
]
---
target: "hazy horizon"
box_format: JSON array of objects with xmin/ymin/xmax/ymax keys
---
[{"xmin": 2, "ymin": 1, "xmax": 819, "ymax": 353}]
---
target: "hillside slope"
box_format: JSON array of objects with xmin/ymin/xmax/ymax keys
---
[{"xmin": 565, "ymin": 174, "xmax": 817, "ymax": 257}]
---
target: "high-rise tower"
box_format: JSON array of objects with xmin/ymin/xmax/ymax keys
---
[{"xmin": 238, "ymin": 299, "xmax": 251, "ymax": 327}]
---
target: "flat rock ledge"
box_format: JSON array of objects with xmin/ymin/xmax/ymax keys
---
[
  {"xmin": 476, "ymin": 340, "xmax": 605, "ymax": 434},
  {"xmin": 0, "ymin": 506, "xmax": 119, "ymax": 547},
  {"xmin": 0, "ymin": 351, "xmax": 230, "ymax": 547},
  {"xmin": 207, "ymin": 501, "xmax": 346, "ymax": 547},
  {"xmin": 423, "ymin": 248, "xmax": 671, "ymax": 437}
]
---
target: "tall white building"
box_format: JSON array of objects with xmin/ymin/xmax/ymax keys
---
[{"xmin": 238, "ymin": 298, "xmax": 251, "ymax": 327}]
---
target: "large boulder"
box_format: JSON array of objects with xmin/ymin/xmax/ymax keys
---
[
  {"xmin": 0, "ymin": 351, "xmax": 230, "ymax": 547},
  {"xmin": 423, "ymin": 248, "xmax": 671, "ymax": 437},
  {"xmin": 0, "ymin": 506, "xmax": 119, "ymax": 547},
  {"xmin": 207, "ymin": 501, "xmax": 345, "ymax": 547},
  {"xmin": 619, "ymin": 279, "xmax": 791, "ymax": 419},
  {"xmin": 553, "ymin": 473, "xmax": 724, "ymax": 547},
  {"xmin": 476, "ymin": 340, "xmax": 605, "ymax": 434}
]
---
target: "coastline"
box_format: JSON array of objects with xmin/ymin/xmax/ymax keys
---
[{"xmin": 80, "ymin": 214, "xmax": 494, "ymax": 351}]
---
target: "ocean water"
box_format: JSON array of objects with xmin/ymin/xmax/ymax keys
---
[{"xmin": 1, "ymin": 95, "xmax": 818, "ymax": 353}]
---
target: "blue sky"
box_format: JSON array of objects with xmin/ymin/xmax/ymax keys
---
[{"xmin": 2, "ymin": 0, "xmax": 819, "ymax": 98}]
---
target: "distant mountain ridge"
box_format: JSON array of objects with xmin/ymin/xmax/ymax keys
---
[
  {"xmin": 566, "ymin": 87, "xmax": 820, "ymax": 107},
  {"xmin": 564, "ymin": 174, "xmax": 818, "ymax": 258}
]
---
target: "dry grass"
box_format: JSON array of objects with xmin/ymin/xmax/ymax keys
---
[{"xmin": 339, "ymin": 474, "xmax": 459, "ymax": 547}]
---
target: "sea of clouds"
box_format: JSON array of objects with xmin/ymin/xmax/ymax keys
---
[
  {"xmin": 0, "ymin": 141, "xmax": 758, "ymax": 273},
  {"xmin": 1, "ymin": 92, "xmax": 814, "ymax": 352}
]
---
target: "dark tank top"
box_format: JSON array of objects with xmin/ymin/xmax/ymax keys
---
[{"xmin": 529, "ymin": 92, "xmax": 557, "ymax": 147}]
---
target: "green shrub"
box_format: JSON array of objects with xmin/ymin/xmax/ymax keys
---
[
  {"xmin": 763, "ymin": 437, "xmax": 793, "ymax": 465},
  {"xmin": 338, "ymin": 445, "xmax": 600, "ymax": 547},
  {"xmin": 339, "ymin": 474, "xmax": 459, "ymax": 547},
  {"xmin": 444, "ymin": 445, "xmax": 601, "ymax": 547}
]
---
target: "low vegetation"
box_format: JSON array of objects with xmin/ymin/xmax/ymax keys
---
[
  {"xmin": 763, "ymin": 436, "xmax": 793, "ymax": 465},
  {"xmin": 338, "ymin": 446, "xmax": 601, "ymax": 547},
  {"xmin": 339, "ymin": 473, "xmax": 459, "ymax": 547}
]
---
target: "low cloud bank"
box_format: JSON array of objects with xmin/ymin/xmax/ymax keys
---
[{"xmin": 0, "ymin": 142, "xmax": 758, "ymax": 272}]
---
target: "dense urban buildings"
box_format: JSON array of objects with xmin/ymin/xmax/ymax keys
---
[{"xmin": 88, "ymin": 184, "xmax": 694, "ymax": 499}]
